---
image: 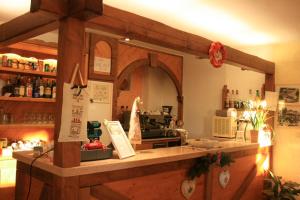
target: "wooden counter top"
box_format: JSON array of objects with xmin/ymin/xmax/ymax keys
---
[{"xmin": 13, "ymin": 142, "xmax": 259, "ymax": 177}]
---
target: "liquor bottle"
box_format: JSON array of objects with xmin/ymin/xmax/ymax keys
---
[
  {"xmin": 51, "ymin": 80, "xmax": 56, "ymax": 99},
  {"xmin": 25, "ymin": 78, "xmax": 33, "ymax": 97},
  {"xmin": 225, "ymin": 89, "xmax": 230, "ymax": 109},
  {"xmin": 234, "ymin": 90, "xmax": 240, "ymax": 109},
  {"xmin": 44, "ymin": 79, "xmax": 52, "ymax": 98},
  {"xmin": 33, "ymin": 77, "xmax": 40, "ymax": 98},
  {"xmin": 2, "ymin": 79, "xmax": 13, "ymax": 96},
  {"xmin": 230, "ymin": 90, "xmax": 235, "ymax": 108},
  {"xmin": 19, "ymin": 77, "xmax": 25, "ymax": 97},
  {"xmin": 255, "ymin": 90, "xmax": 260, "ymax": 101},
  {"xmin": 13, "ymin": 75, "xmax": 21, "ymax": 97},
  {"xmin": 248, "ymin": 89, "xmax": 254, "ymax": 102},
  {"xmin": 39, "ymin": 77, "xmax": 44, "ymax": 98}
]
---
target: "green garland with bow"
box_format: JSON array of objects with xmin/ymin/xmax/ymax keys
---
[{"xmin": 188, "ymin": 152, "xmax": 234, "ymax": 180}]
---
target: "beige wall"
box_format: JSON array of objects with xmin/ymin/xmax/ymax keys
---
[
  {"xmin": 183, "ymin": 56, "xmax": 265, "ymax": 138},
  {"xmin": 241, "ymin": 42, "xmax": 300, "ymax": 183}
]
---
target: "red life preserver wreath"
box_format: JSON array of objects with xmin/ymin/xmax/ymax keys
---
[{"xmin": 209, "ymin": 42, "xmax": 226, "ymax": 68}]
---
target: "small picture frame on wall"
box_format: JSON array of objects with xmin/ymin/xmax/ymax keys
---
[
  {"xmin": 88, "ymin": 34, "xmax": 117, "ymax": 82},
  {"xmin": 276, "ymin": 85, "xmax": 300, "ymax": 127}
]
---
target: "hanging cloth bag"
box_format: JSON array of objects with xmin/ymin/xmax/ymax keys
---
[{"xmin": 58, "ymin": 63, "xmax": 89, "ymax": 142}]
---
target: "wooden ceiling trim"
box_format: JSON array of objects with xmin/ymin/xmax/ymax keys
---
[
  {"xmin": 0, "ymin": 11, "xmax": 59, "ymax": 48},
  {"xmin": 88, "ymin": 4, "xmax": 275, "ymax": 74}
]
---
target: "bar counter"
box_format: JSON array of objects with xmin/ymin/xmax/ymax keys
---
[
  {"xmin": 13, "ymin": 142, "xmax": 258, "ymax": 177},
  {"xmin": 13, "ymin": 141, "xmax": 268, "ymax": 200}
]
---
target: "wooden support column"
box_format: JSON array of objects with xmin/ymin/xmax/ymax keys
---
[{"xmin": 54, "ymin": 18, "xmax": 86, "ymax": 168}]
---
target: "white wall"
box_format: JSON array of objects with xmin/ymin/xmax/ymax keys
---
[
  {"xmin": 143, "ymin": 67, "xmax": 178, "ymax": 115},
  {"xmin": 183, "ymin": 56, "xmax": 265, "ymax": 138}
]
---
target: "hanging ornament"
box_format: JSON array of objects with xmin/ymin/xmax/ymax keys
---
[
  {"xmin": 209, "ymin": 42, "xmax": 226, "ymax": 68},
  {"xmin": 219, "ymin": 169, "xmax": 230, "ymax": 188},
  {"xmin": 181, "ymin": 179, "xmax": 196, "ymax": 199}
]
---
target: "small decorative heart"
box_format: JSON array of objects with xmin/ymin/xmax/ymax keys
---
[
  {"xmin": 181, "ymin": 179, "xmax": 196, "ymax": 199},
  {"xmin": 219, "ymin": 169, "xmax": 230, "ymax": 188}
]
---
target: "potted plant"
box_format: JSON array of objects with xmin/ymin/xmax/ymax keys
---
[
  {"xmin": 263, "ymin": 170, "xmax": 300, "ymax": 200},
  {"xmin": 244, "ymin": 99, "xmax": 272, "ymax": 143}
]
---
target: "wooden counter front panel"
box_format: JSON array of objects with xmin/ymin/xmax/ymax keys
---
[{"xmin": 211, "ymin": 155, "xmax": 264, "ymax": 200}]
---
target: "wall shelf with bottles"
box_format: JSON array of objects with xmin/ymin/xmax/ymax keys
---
[
  {"xmin": 0, "ymin": 96, "xmax": 55, "ymax": 103},
  {"xmin": 0, "ymin": 123, "xmax": 54, "ymax": 128},
  {"xmin": 0, "ymin": 67, "xmax": 56, "ymax": 78}
]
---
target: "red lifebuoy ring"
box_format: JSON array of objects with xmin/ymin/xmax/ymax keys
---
[{"xmin": 209, "ymin": 42, "xmax": 226, "ymax": 68}]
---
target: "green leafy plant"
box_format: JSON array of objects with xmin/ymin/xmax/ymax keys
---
[
  {"xmin": 263, "ymin": 170, "xmax": 300, "ymax": 200},
  {"xmin": 187, "ymin": 152, "xmax": 234, "ymax": 180}
]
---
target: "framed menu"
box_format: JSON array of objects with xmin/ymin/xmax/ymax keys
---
[{"xmin": 104, "ymin": 120, "xmax": 135, "ymax": 159}]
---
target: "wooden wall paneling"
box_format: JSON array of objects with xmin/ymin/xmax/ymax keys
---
[
  {"xmin": 79, "ymin": 159, "xmax": 195, "ymax": 187},
  {"xmin": 116, "ymin": 43, "xmax": 148, "ymax": 76},
  {"xmin": 54, "ymin": 18, "xmax": 86, "ymax": 168},
  {"xmin": 87, "ymin": 5, "xmax": 275, "ymax": 75},
  {"xmin": 53, "ymin": 176, "xmax": 80, "ymax": 200},
  {"xmin": 91, "ymin": 185, "xmax": 131, "ymax": 200}
]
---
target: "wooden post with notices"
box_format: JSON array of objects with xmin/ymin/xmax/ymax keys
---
[{"xmin": 52, "ymin": 17, "xmax": 86, "ymax": 199}]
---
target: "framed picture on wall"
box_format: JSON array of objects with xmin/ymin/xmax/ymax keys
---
[
  {"xmin": 88, "ymin": 34, "xmax": 117, "ymax": 82},
  {"xmin": 278, "ymin": 86, "xmax": 300, "ymax": 103},
  {"xmin": 276, "ymin": 85, "xmax": 300, "ymax": 127}
]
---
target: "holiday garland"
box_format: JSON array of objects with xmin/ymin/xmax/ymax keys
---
[{"xmin": 187, "ymin": 152, "xmax": 234, "ymax": 180}]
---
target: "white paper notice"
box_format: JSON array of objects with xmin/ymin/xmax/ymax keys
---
[
  {"xmin": 94, "ymin": 56, "xmax": 111, "ymax": 74},
  {"xmin": 90, "ymin": 82, "xmax": 110, "ymax": 104}
]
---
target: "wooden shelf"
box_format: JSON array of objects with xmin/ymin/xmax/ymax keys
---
[
  {"xmin": 0, "ymin": 123, "xmax": 54, "ymax": 128},
  {"xmin": 0, "ymin": 96, "xmax": 56, "ymax": 103},
  {"xmin": 0, "ymin": 67, "xmax": 56, "ymax": 78},
  {"xmin": 284, "ymin": 103, "xmax": 300, "ymax": 106}
]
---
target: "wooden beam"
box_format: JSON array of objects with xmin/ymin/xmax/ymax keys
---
[
  {"xmin": 30, "ymin": 0, "xmax": 68, "ymax": 16},
  {"xmin": 54, "ymin": 18, "xmax": 86, "ymax": 168},
  {"xmin": 87, "ymin": 5, "xmax": 275, "ymax": 74},
  {"xmin": 0, "ymin": 12, "xmax": 59, "ymax": 48},
  {"xmin": 69, "ymin": 0, "xmax": 103, "ymax": 20}
]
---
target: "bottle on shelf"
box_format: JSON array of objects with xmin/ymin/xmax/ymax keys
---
[
  {"xmin": 225, "ymin": 89, "xmax": 230, "ymax": 109},
  {"xmin": 234, "ymin": 90, "xmax": 240, "ymax": 109},
  {"xmin": 51, "ymin": 80, "xmax": 56, "ymax": 99},
  {"xmin": 39, "ymin": 77, "xmax": 45, "ymax": 98},
  {"xmin": 255, "ymin": 90, "xmax": 260, "ymax": 101},
  {"xmin": 33, "ymin": 77, "xmax": 40, "ymax": 98},
  {"xmin": 25, "ymin": 78, "xmax": 33, "ymax": 97},
  {"xmin": 2, "ymin": 78, "xmax": 13, "ymax": 96},
  {"xmin": 230, "ymin": 89, "xmax": 235, "ymax": 108},
  {"xmin": 13, "ymin": 75, "xmax": 21, "ymax": 97},
  {"xmin": 19, "ymin": 77, "xmax": 25, "ymax": 97},
  {"xmin": 44, "ymin": 79, "xmax": 52, "ymax": 98}
]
